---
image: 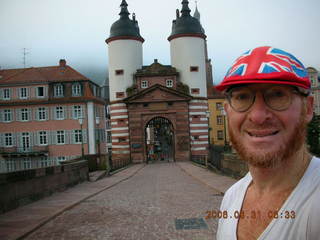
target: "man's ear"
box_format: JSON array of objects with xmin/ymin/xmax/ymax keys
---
[
  {"xmin": 305, "ymin": 95, "xmax": 314, "ymax": 123},
  {"xmin": 224, "ymin": 100, "xmax": 230, "ymax": 113}
]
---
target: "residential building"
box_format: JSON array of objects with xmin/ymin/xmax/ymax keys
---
[
  {"xmin": 0, "ymin": 59, "xmax": 106, "ymax": 172},
  {"xmin": 208, "ymin": 89, "xmax": 229, "ymax": 146},
  {"xmin": 307, "ymin": 67, "xmax": 320, "ymax": 115}
]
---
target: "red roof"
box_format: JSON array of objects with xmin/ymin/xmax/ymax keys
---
[{"xmin": 0, "ymin": 63, "xmax": 89, "ymax": 85}]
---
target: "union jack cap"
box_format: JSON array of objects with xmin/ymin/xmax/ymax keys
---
[{"xmin": 215, "ymin": 46, "xmax": 310, "ymax": 91}]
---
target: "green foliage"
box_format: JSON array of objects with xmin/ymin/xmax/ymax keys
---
[
  {"xmin": 126, "ymin": 84, "xmax": 138, "ymax": 97},
  {"xmin": 176, "ymin": 81, "xmax": 190, "ymax": 94},
  {"xmin": 307, "ymin": 115, "xmax": 320, "ymax": 156}
]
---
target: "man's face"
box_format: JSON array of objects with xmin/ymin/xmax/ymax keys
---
[{"xmin": 225, "ymin": 84, "xmax": 314, "ymax": 168}]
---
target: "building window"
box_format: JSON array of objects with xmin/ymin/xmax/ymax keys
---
[
  {"xmin": 57, "ymin": 156, "xmax": 66, "ymax": 162},
  {"xmin": 115, "ymin": 69, "xmax": 124, "ymax": 75},
  {"xmin": 4, "ymin": 109, "xmax": 12, "ymax": 122},
  {"xmin": 55, "ymin": 106, "xmax": 65, "ymax": 120},
  {"xmin": 166, "ymin": 79, "xmax": 173, "ymax": 87},
  {"xmin": 190, "ymin": 66, "xmax": 199, "ymax": 72},
  {"xmin": 119, "ymin": 137, "xmax": 126, "ymax": 143},
  {"xmin": 54, "ymin": 84, "xmax": 64, "ymax": 97},
  {"xmin": 37, "ymin": 87, "xmax": 45, "ymax": 98},
  {"xmin": 72, "ymin": 83, "xmax": 82, "ymax": 96},
  {"xmin": 56, "ymin": 130, "xmax": 65, "ymax": 144},
  {"xmin": 19, "ymin": 88, "xmax": 28, "ymax": 99},
  {"xmin": 73, "ymin": 130, "xmax": 82, "ymax": 144},
  {"xmin": 3, "ymin": 89, "xmax": 11, "ymax": 100},
  {"xmin": 217, "ymin": 115, "xmax": 223, "ymax": 125},
  {"xmin": 191, "ymin": 88, "xmax": 200, "ymax": 94},
  {"xmin": 4, "ymin": 133, "xmax": 13, "ymax": 147},
  {"xmin": 217, "ymin": 130, "xmax": 224, "ymax": 140},
  {"xmin": 37, "ymin": 107, "xmax": 47, "ymax": 121},
  {"xmin": 141, "ymin": 80, "xmax": 148, "ymax": 88},
  {"xmin": 116, "ymin": 92, "xmax": 125, "ymax": 98},
  {"xmin": 216, "ymin": 102, "xmax": 222, "ymax": 111},
  {"xmin": 39, "ymin": 131, "xmax": 48, "ymax": 145},
  {"xmin": 20, "ymin": 108, "xmax": 30, "ymax": 121},
  {"xmin": 73, "ymin": 105, "xmax": 83, "ymax": 119},
  {"xmin": 23, "ymin": 157, "xmax": 32, "ymax": 169},
  {"xmin": 107, "ymin": 131, "xmax": 112, "ymax": 143}
]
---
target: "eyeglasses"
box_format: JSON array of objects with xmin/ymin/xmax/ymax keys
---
[{"xmin": 225, "ymin": 86, "xmax": 308, "ymax": 112}]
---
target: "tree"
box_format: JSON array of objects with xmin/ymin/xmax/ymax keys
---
[{"xmin": 307, "ymin": 114, "xmax": 320, "ymax": 156}]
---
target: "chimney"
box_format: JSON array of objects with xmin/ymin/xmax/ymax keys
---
[
  {"xmin": 154, "ymin": 59, "xmax": 158, "ymax": 64},
  {"xmin": 59, "ymin": 59, "xmax": 66, "ymax": 68}
]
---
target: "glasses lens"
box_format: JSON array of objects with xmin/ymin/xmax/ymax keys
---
[
  {"xmin": 229, "ymin": 87, "xmax": 254, "ymax": 112},
  {"xmin": 264, "ymin": 86, "xmax": 292, "ymax": 111}
]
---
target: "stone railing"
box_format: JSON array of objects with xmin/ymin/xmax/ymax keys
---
[{"xmin": 0, "ymin": 160, "xmax": 88, "ymax": 214}]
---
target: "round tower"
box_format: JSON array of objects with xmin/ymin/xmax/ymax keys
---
[
  {"xmin": 106, "ymin": 0, "xmax": 144, "ymax": 101},
  {"xmin": 168, "ymin": 0, "xmax": 207, "ymax": 97}
]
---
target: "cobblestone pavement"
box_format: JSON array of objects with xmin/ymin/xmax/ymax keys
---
[{"xmin": 26, "ymin": 162, "xmax": 224, "ymax": 240}]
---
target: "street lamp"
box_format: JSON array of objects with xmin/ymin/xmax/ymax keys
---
[{"xmin": 78, "ymin": 118, "xmax": 84, "ymax": 158}]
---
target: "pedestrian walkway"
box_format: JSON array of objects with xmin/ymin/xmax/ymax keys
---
[{"xmin": 0, "ymin": 161, "xmax": 236, "ymax": 240}]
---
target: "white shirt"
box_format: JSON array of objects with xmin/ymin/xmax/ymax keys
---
[{"xmin": 217, "ymin": 157, "xmax": 320, "ymax": 240}]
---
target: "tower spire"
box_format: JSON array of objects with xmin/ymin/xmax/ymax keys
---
[
  {"xmin": 181, "ymin": 0, "xmax": 191, "ymax": 17},
  {"xmin": 119, "ymin": 0, "xmax": 130, "ymax": 19},
  {"xmin": 193, "ymin": 1, "xmax": 200, "ymax": 21}
]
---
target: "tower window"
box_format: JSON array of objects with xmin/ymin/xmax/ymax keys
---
[
  {"xmin": 166, "ymin": 79, "xmax": 173, "ymax": 87},
  {"xmin": 141, "ymin": 80, "xmax": 148, "ymax": 88},
  {"xmin": 191, "ymin": 88, "xmax": 200, "ymax": 94},
  {"xmin": 116, "ymin": 92, "xmax": 125, "ymax": 98},
  {"xmin": 115, "ymin": 69, "xmax": 124, "ymax": 75},
  {"xmin": 190, "ymin": 66, "xmax": 199, "ymax": 72}
]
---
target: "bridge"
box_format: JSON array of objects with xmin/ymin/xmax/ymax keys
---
[{"xmin": 0, "ymin": 161, "xmax": 236, "ymax": 240}]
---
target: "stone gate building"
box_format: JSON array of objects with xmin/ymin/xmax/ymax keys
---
[{"xmin": 106, "ymin": 0, "xmax": 212, "ymax": 163}]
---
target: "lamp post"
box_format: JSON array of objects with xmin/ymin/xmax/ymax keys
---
[{"xmin": 78, "ymin": 118, "xmax": 84, "ymax": 158}]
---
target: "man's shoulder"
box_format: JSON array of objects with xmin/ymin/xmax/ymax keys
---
[{"xmin": 222, "ymin": 173, "xmax": 251, "ymax": 203}]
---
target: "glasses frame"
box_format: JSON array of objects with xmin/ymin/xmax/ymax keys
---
[{"xmin": 224, "ymin": 86, "xmax": 309, "ymax": 113}]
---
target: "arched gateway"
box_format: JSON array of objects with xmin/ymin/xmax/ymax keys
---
[{"xmin": 145, "ymin": 117, "xmax": 174, "ymax": 163}]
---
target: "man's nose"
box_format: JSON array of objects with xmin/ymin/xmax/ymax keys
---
[{"xmin": 247, "ymin": 93, "xmax": 272, "ymax": 124}]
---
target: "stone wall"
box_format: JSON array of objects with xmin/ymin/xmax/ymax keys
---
[
  {"xmin": 221, "ymin": 153, "xmax": 248, "ymax": 178},
  {"xmin": 0, "ymin": 160, "xmax": 88, "ymax": 214}
]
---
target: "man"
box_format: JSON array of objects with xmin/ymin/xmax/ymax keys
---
[{"xmin": 215, "ymin": 46, "xmax": 320, "ymax": 240}]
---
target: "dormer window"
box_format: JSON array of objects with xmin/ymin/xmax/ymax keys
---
[
  {"xmin": 72, "ymin": 83, "xmax": 82, "ymax": 96},
  {"xmin": 166, "ymin": 79, "xmax": 173, "ymax": 88},
  {"xmin": 19, "ymin": 87, "xmax": 28, "ymax": 99},
  {"xmin": 37, "ymin": 87, "xmax": 45, "ymax": 98},
  {"xmin": 3, "ymin": 88, "xmax": 11, "ymax": 100},
  {"xmin": 141, "ymin": 80, "xmax": 148, "ymax": 88},
  {"xmin": 54, "ymin": 84, "xmax": 64, "ymax": 97}
]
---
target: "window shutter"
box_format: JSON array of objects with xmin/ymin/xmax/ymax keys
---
[
  {"xmin": 82, "ymin": 129, "xmax": 87, "ymax": 143},
  {"xmin": 17, "ymin": 133, "xmax": 22, "ymax": 148},
  {"xmin": 29, "ymin": 132, "xmax": 34, "ymax": 147},
  {"xmin": 62, "ymin": 106, "xmax": 66, "ymax": 120},
  {"xmin": 16, "ymin": 109, "xmax": 21, "ymax": 122},
  {"xmin": 34, "ymin": 131, "xmax": 39, "ymax": 146},
  {"xmin": 0, "ymin": 133, "xmax": 3, "ymax": 147},
  {"xmin": 35, "ymin": 108, "xmax": 39, "ymax": 121},
  {"xmin": 28, "ymin": 109, "xmax": 32, "ymax": 121},
  {"xmin": 72, "ymin": 106, "xmax": 76, "ymax": 119},
  {"xmin": 70, "ymin": 130, "xmax": 75, "ymax": 144},
  {"xmin": 45, "ymin": 107, "xmax": 49, "ymax": 120},
  {"xmin": 12, "ymin": 133, "xmax": 16, "ymax": 147},
  {"xmin": 0, "ymin": 89, "xmax": 3, "ymax": 99},
  {"xmin": 65, "ymin": 130, "xmax": 70, "ymax": 144},
  {"xmin": 0, "ymin": 110, "xmax": 3, "ymax": 122},
  {"xmin": 50, "ymin": 131, "xmax": 56, "ymax": 145},
  {"xmin": 26, "ymin": 88, "xmax": 30, "ymax": 98}
]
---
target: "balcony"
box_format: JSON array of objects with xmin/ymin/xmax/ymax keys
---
[{"xmin": 0, "ymin": 146, "xmax": 49, "ymax": 157}]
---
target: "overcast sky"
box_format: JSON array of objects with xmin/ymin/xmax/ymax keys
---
[{"xmin": 1, "ymin": 0, "xmax": 319, "ymax": 86}]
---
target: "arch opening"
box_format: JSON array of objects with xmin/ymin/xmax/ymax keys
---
[{"xmin": 145, "ymin": 117, "xmax": 175, "ymax": 163}]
